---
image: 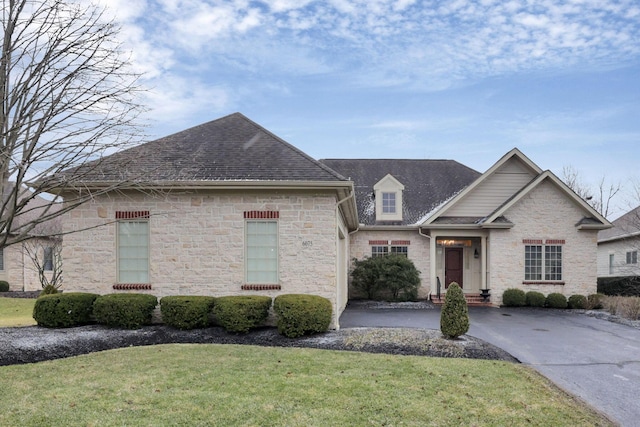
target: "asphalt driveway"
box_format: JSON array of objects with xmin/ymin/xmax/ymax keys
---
[{"xmin": 340, "ymin": 305, "xmax": 640, "ymax": 427}]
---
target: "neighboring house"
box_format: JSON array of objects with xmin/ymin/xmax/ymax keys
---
[
  {"xmin": 54, "ymin": 113, "xmax": 611, "ymax": 327},
  {"xmin": 0, "ymin": 185, "xmax": 61, "ymax": 291},
  {"xmin": 597, "ymin": 206, "xmax": 640, "ymax": 278}
]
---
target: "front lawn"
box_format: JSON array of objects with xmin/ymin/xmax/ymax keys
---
[
  {"xmin": 0, "ymin": 344, "xmax": 612, "ymax": 426},
  {"xmin": 0, "ymin": 297, "xmax": 36, "ymax": 327}
]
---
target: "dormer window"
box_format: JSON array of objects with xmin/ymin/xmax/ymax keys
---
[
  {"xmin": 382, "ymin": 192, "xmax": 396, "ymax": 213},
  {"xmin": 373, "ymin": 174, "xmax": 404, "ymax": 222}
]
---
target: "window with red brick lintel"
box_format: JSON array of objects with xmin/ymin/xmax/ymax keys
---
[
  {"xmin": 116, "ymin": 211, "xmax": 150, "ymax": 284},
  {"xmin": 245, "ymin": 211, "xmax": 279, "ymax": 284}
]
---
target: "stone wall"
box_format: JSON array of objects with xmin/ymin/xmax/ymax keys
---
[
  {"xmin": 489, "ymin": 180, "xmax": 599, "ymax": 305},
  {"xmin": 61, "ymin": 189, "xmax": 346, "ymax": 326},
  {"xmin": 348, "ymin": 229, "xmax": 430, "ymax": 299}
]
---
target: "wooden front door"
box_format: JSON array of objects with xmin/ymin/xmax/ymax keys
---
[{"xmin": 445, "ymin": 247, "xmax": 463, "ymax": 289}]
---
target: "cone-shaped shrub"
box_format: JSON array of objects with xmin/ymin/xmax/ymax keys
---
[{"xmin": 440, "ymin": 283, "xmax": 469, "ymax": 339}]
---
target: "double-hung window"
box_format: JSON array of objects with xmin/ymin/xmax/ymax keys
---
[
  {"xmin": 43, "ymin": 247, "xmax": 54, "ymax": 271},
  {"xmin": 382, "ymin": 192, "xmax": 396, "ymax": 214},
  {"xmin": 117, "ymin": 212, "xmax": 149, "ymax": 283},
  {"xmin": 524, "ymin": 241, "xmax": 562, "ymax": 281},
  {"xmin": 246, "ymin": 220, "xmax": 278, "ymax": 283},
  {"xmin": 627, "ymin": 251, "xmax": 638, "ymax": 265}
]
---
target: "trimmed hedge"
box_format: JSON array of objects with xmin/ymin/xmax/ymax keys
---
[
  {"xmin": 274, "ymin": 294, "xmax": 332, "ymax": 338},
  {"xmin": 597, "ymin": 276, "xmax": 640, "ymax": 296},
  {"xmin": 586, "ymin": 293, "xmax": 605, "ymax": 310},
  {"xmin": 502, "ymin": 288, "xmax": 526, "ymax": 307},
  {"xmin": 525, "ymin": 291, "xmax": 546, "ymax": 307},
  {"xmin": 440, "ymin": 283, "xmax": 469, "ymax": 339},
  {"xmin": 160, "ymin": 296, "xmax": 216, "ymax": 330},
  {"xmin": 213, "ymin": 296, "xmax": 272, "ymax": 333},
  {"xmin": 546, "ymin": 293, "xmax": 568, "ymax": 309},
  {"xmin": 0, "ymin": 280, "xmax": 9, "ymax": 292},
  {"xmin": 93, "ymin": 293, "xmax": 158, "ymax": 329},
  {"xmin": 32, "ymin": 292, "xmax": 99, "ymax": 328},
  {"xmin": 567, "ymin": 294, "xmax": 587, "ymax": 309}
]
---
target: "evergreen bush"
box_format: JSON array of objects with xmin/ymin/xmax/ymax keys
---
[
  {"xmin": 32, "ymin": 292, "xmax": 99, "ymax": 328},
  {"xmin": 545, "ymin": 293, "xmax": 568, "ymax": 309},
  {"xmin": 273, "ymin": 294, "xmax": 332, "ymax": 338},
  {"xmin": 502, "ymin": 288, "xmax": 526, "ymax": 307},
  {"xmin": 0, "ymin": 280, "xmax": 9, "ymax": 292},
  {"xmin": 160, "ymin": 296, "xmax": 216, "ymax": 330},
  {"xmin": 567, "ymin": 294, "xmax": 587, "ymax": 309},
  {"xmin": 440, "ymin": 283, "xmax": 469, "ymax": 339},
  {"xmin": 40, "ymin": 284, "xmax": 59, "ymax": 296},
  {"xmin": 350, "ymin": 255, "xmax": 421, "ymax": 301},
  {"xmin": 525, "ymin": 291, "xmax": 546, "ymax": 307},
  {"xmin": 213, "ymin": 296, "xmax": 272, "ymax": 333},
  {"xmin": 93, "ymin": 293, "xmax": 158, "ymax": 329}
]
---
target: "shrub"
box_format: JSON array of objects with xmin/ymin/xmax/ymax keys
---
[
  {"xmin": 93, "ymin": 293, "xmax": 158, "ymax": 329},
  {"xmin": 567, "ymin": 294, "xmax": 587, "ymax": 309},
  {"xmin": 586, "ymin": 293, "xmax": 605, "ymax": 310},
  {"xmin": 525, "ymin": 291, "xmax": 546, "ymax": 307},
  {"xmin": 160, "ymin": 296, "xmax": 216, "ymax": 330},
  {"xmin": 620, "ymin": 297, "xmax": 640, "ymax": 320},
  {"xmin": 0, "ymin": 280, "xmax": 9, "ymax": 292},
  {"xmin": 597, "ymin": 276, "xmax": 640, "ymax": 296},
  {"xmin": 502, "ymin": 288, "xmax": 526, "ymax": 307},
  {"xmin": 274, "ymin": 294, "xmax": 332, "ymax": 338},
  {"xmin": 40, "ymin": 284, "xmax": 59, "ymax": 296},
  {"xmin": 350, "ymin": 255, "xmax": 421, "ymax": 301},
  {"xmin": 213, "ymin": 296, "xmax": 272, "ymax": 333},
  {"xmin": 546, "ymin": 293, "xmax": 567, "ymax": 309},
  {"xmin": 440, "ymin": 283, "xmax": 469, "ymax": 339},
  {"xmin": 32, "ymin": 292, "xmax": 99, "ymax": 328}
]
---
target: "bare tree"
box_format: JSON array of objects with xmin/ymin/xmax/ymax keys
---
[
  {"xmin": 23, "ymin": 233, "xmax": 62, "ymax": 293},
  {"xmin": 0, "ymin": 0, "xmax": 146, "ymax": 248},
  {"xmin": 562, "ymin": 165, "xmax": 622, "ymax": 219}
]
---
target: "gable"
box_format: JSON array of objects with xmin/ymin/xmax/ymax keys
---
[{"xmin": 444, "ymin": 156, "xmax": 538, "ymax": 218}]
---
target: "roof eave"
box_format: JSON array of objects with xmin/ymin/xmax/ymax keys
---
[
  {"xmin": 358, "ymin": 224, "xmax": 419, "ymax": 231},
  {"xmin": 52, "ymin": 180, "xmax": 355, "ymax": 192}
]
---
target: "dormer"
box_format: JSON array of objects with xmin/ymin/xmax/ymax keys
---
[{"xmin": 373, "ymin": 174, "xmax": 404, "ymax": 222}]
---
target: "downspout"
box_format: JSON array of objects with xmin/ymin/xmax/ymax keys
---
[{"xmin": 334, "ymin": 189, "xmax": 356, "ymax": 330}]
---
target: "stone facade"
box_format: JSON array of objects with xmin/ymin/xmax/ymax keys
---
[
  {"xmin": 348, "ymin": 229, "xmax": 431, "ymax": 298},
  {"xmin": 488, "ymin": 180, "xmax": 599, "ymax": 305},
  {"xmin": 0, "ymin": 240, "xmax": 52, "ymax": 292},
  {"xmin": 61, "ymin": 189, "xmax": 349, "ymax": 327}
]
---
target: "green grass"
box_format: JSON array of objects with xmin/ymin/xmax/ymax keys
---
[
  {"xmin": 0, "ymin": 297, "xmax": 36, "ymax": 327},
  {"xmin": 0, "ymin": 344, "xmax": 612, "ymax": 426}
]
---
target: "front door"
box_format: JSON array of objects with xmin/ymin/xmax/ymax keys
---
[{"xmin": 445, "ymin": 247, "xmax": 463, "ymax": 289}]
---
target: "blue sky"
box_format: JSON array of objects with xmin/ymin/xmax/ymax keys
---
[{"xmin": 101, "ymin": 0, "xmax": 639, "ymax": 217}]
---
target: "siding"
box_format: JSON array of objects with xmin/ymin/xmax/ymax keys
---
[
  {"xmin": 597, "ymin": 237, "xmax": 640, "ymax": 277},
  {"xmin": 447, "ymin": 157, "xmax": 536, "ymax": 217}
]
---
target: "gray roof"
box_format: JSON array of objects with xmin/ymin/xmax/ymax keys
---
[
  {"xmin": 599, "ymin": 206, "xmax": 640, "ymax": 242},
  {"xmin": 59, "ymin": 113, "xmax": 348, "ymax": 184},
  {"xmin": 320, "ymin": 159, "xmax": 480, "ymax": 226}
]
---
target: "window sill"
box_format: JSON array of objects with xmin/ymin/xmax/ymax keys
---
[
  {"xmin": 242, "ymin": 284, "xmax": 281, "ymax": 291},
  {"xmin": 113, "ymin": 283, "xmax": 152, "ymax": 290},
  {"xmin": 522, "ymin": 281, "xmax": 565, "ymax": 285}
]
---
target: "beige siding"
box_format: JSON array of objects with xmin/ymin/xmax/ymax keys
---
[
  {"xmin": 488, "ymin": 180, "xmax": 598, "ymax": 305},
  {"xmin": 447, "ymin": 157, "xmax": 536, "ymax": 217},
  {"xmin": 62, "ymin": 189, "xmax": 346, "ymax": 327},
  {"xmin": 598, "ymin": 237, "xmax": 640, "ymax": 278},
  {"xmin": 349, "ymin": 229, "xmax": 430, "ymax": 298}
]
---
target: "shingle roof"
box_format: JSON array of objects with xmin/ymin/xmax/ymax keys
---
[
  {"xmin": 59, "ymin": 113, "xmax": 348, "ymax": 184},
  {"xmin": 598, "ymin": 206, "xmax": 640, "ymax": 242},
  {"xmin": 320, "ymin": 159, "xmax": 480, "ymax": 226}
]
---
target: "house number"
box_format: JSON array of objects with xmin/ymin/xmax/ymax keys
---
[{"xmin": 302, "ymin": 241, "xmax": 313, "ymax": 248}]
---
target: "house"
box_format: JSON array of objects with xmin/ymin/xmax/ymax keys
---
[
  {"xmin": 597, "ymin": 206, "xmax": 640, "ymax": 278},
  {"xmin": 55, "ymin": 113, "xmax": 611, "ymax": 327},
  {"xmin": 326, "ymin": 149, "xmax": 611, "ymax": 304},
  {"xmin": 55, "ymin": 113, "xmax": 358, "ymax": 328},
  {"xmin": 0, "ymin": 185, "xmax": 61, "ymax": 292}
]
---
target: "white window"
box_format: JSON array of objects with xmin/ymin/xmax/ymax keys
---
[
  {"xmin": 371, "ymin": 246, "xmax": 388, "ymax": 258},
  {"xmin": 390, "ymin": 246, "xmax": 408, "ymax": 257},
  {"xmin": 525, "ymin": 244, "xmax": 562, "ymax": 281},
  {"xmin": 246, "ymin": 220, "xmax": 278, "ymax": 283},
  {"xmin": 382, "ymin": 192, "xmax": 396, "ymax": 214},
  {"xmin": 371, "ymin": 245, "xmax": 408, "ymax": 258},
  {"xmin": 43, "ymin": 247, "xmax": 54, "ymax": 271},
  {"xmin": 626, "ymin": 251, "xmax": 638, "ymax": 265},
  {"xmin": 609, "ymin": 254, "xmax": 615, "ymax": 275},
  {"xmin": 117, "ymin": 220, "xmax": 149, "ymax": 283}
]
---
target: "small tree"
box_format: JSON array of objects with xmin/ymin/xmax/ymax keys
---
[
  {"xmin": 350, "ymin": 257, "xmax": 383, "ymax": 299},
  {"xmin": 23, "ymin": 236, "xmax": 63, "ymax": 294},
  {"xmin": 440, "ymin": 282, "xmax": 469, "ymax": 339},
  {"xmin": 350, "ymin": 255, "xmax": 421, "ymax": 301}
]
